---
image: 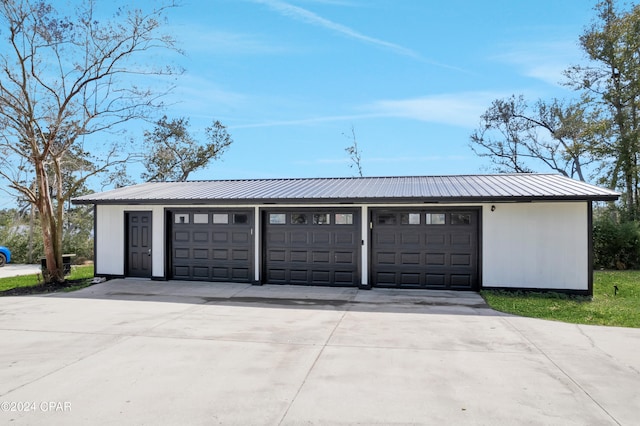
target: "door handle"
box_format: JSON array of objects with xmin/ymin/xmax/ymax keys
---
[{"xmin": 148, "ymin": 249, "xmax": 152, "ymax": 256}]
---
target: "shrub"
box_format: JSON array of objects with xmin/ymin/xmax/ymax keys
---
[{"xmin": 593, "ymin": 216, "xmax": 640, "ymax": 269}]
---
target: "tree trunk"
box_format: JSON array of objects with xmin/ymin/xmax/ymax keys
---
[{"xmin": 35, "ymin": 161, "xmax": 64, "ymax": 283}]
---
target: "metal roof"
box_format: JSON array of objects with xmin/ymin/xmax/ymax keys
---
[{"xmin": 72, "ymin": 174, "xmax": 620, "ymax": 205}]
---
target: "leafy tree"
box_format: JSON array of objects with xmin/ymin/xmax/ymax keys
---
[
  {"xmin": 470, "ymin": 96, "xmax": 601, "ymax": 181},
  {"xmin": 142, "ymin": 116, "xmax": 233, "ymax": 182},
  {"xmin": 564, "ymin": 0, "xmax": 640, "ymax": 219},
  {"xmin": 593, "ymin": 212, "xmax": 640, "ymax": 269},
  {"xmin": 0, "ymin": 0, "xmax": 181, "ymax": 282},
  {"xmin": 472, "ymin": 0, "xmax": 640, "ymax": 221}
]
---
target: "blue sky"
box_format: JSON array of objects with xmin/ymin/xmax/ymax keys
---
[
  {"xmin": 0, "ymin": 1, "xmax": 603, "ymax": 209},
  {"xmin": 151, "ymin": 0, "xmax": 596, "ymax": 182}
]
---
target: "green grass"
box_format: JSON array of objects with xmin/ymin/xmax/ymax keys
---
[
  {"xmin": 482, "ymin": 270, "xmax": 640, "ymax": 328},
  {"xmin": 0, "ymin": 265, "xmax": 95, "ymax": 293}
]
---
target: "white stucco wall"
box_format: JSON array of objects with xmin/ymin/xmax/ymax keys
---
[
  {"xmin": 95, "ymin": 205, "xmax": 165, "ymax": 278},
  {"xmin": 481, "ymin": 201, "xmax": 589, "ymax": 291}
]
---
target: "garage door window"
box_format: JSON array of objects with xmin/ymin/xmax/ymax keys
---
[
  {"xmin": 233, "ymin": 213, "xmax": 249, "ymax": 224},
  {"xmin": 193, "ymin": 213, "xmax": 209, "ymax": 224},
  {"xmin": 291, "ymin": 213, "xmax": 308, "ymax": 224},
  {"xmin": 401, "ymin": 213, "xmax": 421, "ymax": 225},
  {"xmin": 270, "ymin": 213, "xmax": 286, "ymax": 224},
  {"xmin": 425, "ymin": 213, "xmax": 446, "ymax": 225},
  {"xmin": 313, "ymin": 213, "xmax": 331, "ymax": 225},
  {"xmin": 175, "ymin": 213, "xmax": 189, "ymax": 224},
  {"xmin": 213, "ymin": 213, "xmax": 229, "ymax": 224},
  {"xmin": 335, "ymin": 213, "xmax": 353, "ymax": 225},
  {"xmin": 451, "ymin": 213, "xmax": 471, "ymax": 225},
  {"xmin": 377, "ymin": 214, "xmax": 396, "ymax": 225}
]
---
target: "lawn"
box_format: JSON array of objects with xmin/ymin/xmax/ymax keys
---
[
  {"xmin": 0, "ymin": 265, "xmax": 95, "ymax": 294},
  {"xmin": 482, "ymin": 270, "xmax": 640, "ymax": 328}
]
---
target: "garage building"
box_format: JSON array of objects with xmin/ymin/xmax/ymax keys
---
[{"xmin": 73, "ymin": 174, "xmax": 619, "ymax": 295}]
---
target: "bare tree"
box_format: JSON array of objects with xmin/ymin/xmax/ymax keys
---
[
  {"xmin": 470, "ymin": 95, "xmax": 600, "ymax": 181},
  {"xmin": 344, "ymin": 125, "xmax": 363, "ymax": 177},
  {"xmin": 0, "ymin": 0, "xmax": 182, "ymax": 282}
]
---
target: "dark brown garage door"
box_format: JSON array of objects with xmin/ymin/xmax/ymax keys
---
[
  {"xmin": 371, "ymin": 209, "xmax": 479, "ymax": 290},
  {"xmin": 170, "ymin": 209, "xmax": 253, "ymax": 282},
  {"xmin": 263, "ymin": 209, "xmax": 360, "ymax": 286}
]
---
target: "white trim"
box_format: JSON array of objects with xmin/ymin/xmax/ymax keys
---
[
  {"xmin": 361, "ymin": 205, "xmax": 369, "ymax": 286},
  {"xmin": 254, "ymin": 206, "xmax": 260, "ymax": 283}
]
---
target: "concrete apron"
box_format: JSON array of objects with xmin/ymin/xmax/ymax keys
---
[{"xmin": 0, "ymin": 278, "xmax": 638, "ymax": 425}]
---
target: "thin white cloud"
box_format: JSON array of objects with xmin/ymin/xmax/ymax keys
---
[
  {"xmin": 167, "ymin": 74, "xmax": 249, "ymax": 118},
  {"xmin": 253, "ymin": 0, "xmax": 419, "ymax": 58},
  {"xmin": 252, "ymin": 0, "xmax": 463, "ymax": 71},
  {"xmin": 175, "ymin": 27, "xmax": 288, "ymax": 55},
  {"xmin": 229, "ymin": 113, "xmax": 381, "ymax": 129},
  {"xmin": 492, "ymin": 40, "xmax": 582, "ymax": 87},
  {"xmin": 365, "ymin": 92, "xmax": 505, "ymax": 128},
  {"xmin": 229, "ymin": 92, "xmax": 502, "ymax": 130}
]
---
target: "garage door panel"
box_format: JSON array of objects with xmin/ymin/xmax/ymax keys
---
[
  {"xmin": 376, "ymin": 272, "xmax": 396, "ymax": 285},
  {"xmin": 264, "ymin": 209, "xmax": 360, "ymax": 287},
  {"xmin": 170, "ymin": 209, "xmax": 254, "ymax": 283},
  {"xmin": 376, "ymin": 233, "xmax": 396, "ymax": 245},
  {"xmin": 213, "ymin": 249, "xmax": 228, "ymax": 260},
  {"xmin": 232, "ymin": 268, "xmax": 249, "ymax": 279},
  {"xmin": 269, "ymin": 232, "xmax": 286, "ymax": 244},
  {"xmin": 372, "ymin": 209, "xmax": 478, "ymax": 290},
  {"xmin": 193, "ymin": 232, "xmax": 208, "ymax": 242},
  {"xmin": 174, "ymin": 266, "xmax": 189, "ymax": 278},
  {"xmin": 312, "ymin": 232, "xmax": 331, "ymax": 244},
  {"xmin": 312, "ymin": 251, "xmax": 330, "ymax": 263},
  {"xmin": 175, "ymin": 248, "xmax": 189, "ymax": 259},
  {"xmin": 213, "ymin": 232, "xmax": 228, "ymax": 243},
  {"xmin": 336, "ymin": 232, "xmax": 355, "ymax": 244},
  {"xmin": 335, "ymin": 252, "xmax": 354, "ymax": 263},
  {"xmin": 401, "ymin": 233, "xmax": 420, "ymax": 245},
  {"xmin": 451, "ymin": 233, "xmax": 472, "ymax": 245},
  {"xmin": 451, "ymin": 253, "xmax": 471, "ymax": 266},
  {"xmin": 232, "ymin": 249, "xmax": 249, "ymax": 261},
  {"xmin": 175, "ymin": 232, "xmax": 189, "ymax": 242},
  {"xmin": 193, "ymin": 266, "xmax": 209, "ymax": 278},
  {"xmin": 311, "ymin": 270, "xmax": 331, "ymax": 284},
  {"xmin": 291, "ymin": 232, "xmax": 308, "ymax": 244},
  {"xmin": 268, "ymin": 269, "xmax": 286, "ymax": 282},
  {"xmin": 268, "ymin": 250, "xmax": 286, "ymax": 262},
  {"xmin": 377, "ymin": 252, "xmax": 396, "ymax": 264},
  {"xmin": 193, "ymin": 249, "xmax": 209, "ymax": 259},
  {"xmin": 400, "ymin": 273, "xmax": 420, "ymax": 285},
  {"xmin": 212, "ymin": 267, "xmax": 228, "ymax": 279},
  {"xmin": 290, "ymin": 270, "xmax": 308, "ymax": 282},
  {"xmin": 290, "ymin": 251, "xmax": 308, "ymax": 262},
  {"xmin": 400, "ymin": 253, "xmax": 420, "ymax": 265},
  {"xmin": 426, "ymin": 253, "xmax": 445, "ymax": 265},
  {"xmin": 426, "ymin": 234, "xmax": 446, "ymax": 245},
  {"xmin": 426, "ymin": 274, "xmax": 446, "ymax": 286},
  {"xmin": 232, "ymin": 232, "xmax": 249, "ymax": 243},
  {"xmin": 335, "ymin": 271, "xmax": 354, "ymax": 284}
]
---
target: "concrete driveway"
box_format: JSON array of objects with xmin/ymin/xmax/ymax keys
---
[{"xmin": 0, "ymin": 279, "xmax": 638, "ymax": 425}]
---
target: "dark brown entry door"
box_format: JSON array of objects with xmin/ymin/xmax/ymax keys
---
[{"xmin": 126, "ymin": 211, "xmax": 152, "ymax": 278}]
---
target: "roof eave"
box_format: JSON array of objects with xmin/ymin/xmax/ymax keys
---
[{"xmin": 71, "ymin": 194, "xmax": 620, "ymax": 205}]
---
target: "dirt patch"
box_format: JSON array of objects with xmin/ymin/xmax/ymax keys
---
[{"xmin": 0, "ymin": 279, "xmax": 93, "ymax": 297}]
